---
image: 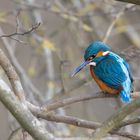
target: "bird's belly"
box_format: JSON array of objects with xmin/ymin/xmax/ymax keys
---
[{"xmin": 90, "ymin": 66, "xmax": 119, "ymax": 94}]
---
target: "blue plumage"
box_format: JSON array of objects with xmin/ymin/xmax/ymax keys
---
[
  {"xmin": 84, "ymin": 41, "xmax": 110, "ymax": 60},
  {"xmin": 92, "ymin": 52, "xmax": 132, "ymax": 102}
]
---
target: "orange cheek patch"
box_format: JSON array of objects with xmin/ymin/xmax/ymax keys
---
[{"xmin": 96, "ymin": 50, "xmax": 104, "ymax": 57}]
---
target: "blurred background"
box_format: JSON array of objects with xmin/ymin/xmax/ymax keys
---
[{"xmin": 0, "ymin": 0, "xmax": 140, "ymax": 139}]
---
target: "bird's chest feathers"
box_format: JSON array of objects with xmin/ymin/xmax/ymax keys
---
[{"xmin": 90, "ymin": 66, "xmax": 118, "ymax": 94}]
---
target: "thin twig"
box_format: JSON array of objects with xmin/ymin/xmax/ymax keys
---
[
  {"xmin": 110, "ymin": 131, "xmax": 140, "ymax": 140},
  {"xmin": 103, "ymin": 11, "xmax": 123, "ymax": 43},
  {"xmin": 15, "ymin": 9, "xmax": 21, "ymax": 33},
  {"xmin": 0, "ymin": 22, "xmax": 41, "ymax": 38},
  {"xmin": 9, "ymin": 36, "xmax": 27, "ymax": 44},
  {"xmin": 115, "ymin": 0, "xmax": 140, "ymax": 5},
  {"xmin": 103, "ymin": 5, "xmax": 130, "ymax": 43}
]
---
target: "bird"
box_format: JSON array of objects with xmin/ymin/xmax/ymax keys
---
[{"xmin": 72, "ymin": 41, "xmax": 133, "ymax": 103}]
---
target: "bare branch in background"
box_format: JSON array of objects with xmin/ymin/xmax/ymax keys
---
[
  {"xmin": 103, "ymin": 4, "xmax": 134, "ymax": 43},
  {"xmin": 115, "ymin": 0, "xmax": 140, "ymax": 5},
  {"xmin": 103, "ymin": 8, "xmax": 124, "ymax": 43},
  {"xmin": 0, "ymin": 22, "xmax": 41, "ymax": 38}
]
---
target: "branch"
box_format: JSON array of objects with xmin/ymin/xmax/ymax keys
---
[
  {"xmin": 103, "ymin": 8, "xmax": 123, "ymax": 43},
  {"xmin": 90, "ymin": 98, "xmax": 140, "ymax": 140},
  {"xmin": 28, "ymin": 102, "xmax": 140, "ymax": 139},
  {"xmin": 39, "ymin": 113, "xmax": 99, "ymax": 129},
  {"xmin": 103, "ymin": 4, "xmax": 134, "ymax": 43},
  {"xmin": 0, "ymin": 22, "xmax": 40, "ymax": 38},
  {"xmin": 40, "ymin": 92, "xmax": 139, "ymax": 113},
  {"xmin": 42, "ymin": 92, "xmax": 115, "ymax": 112},
  {"xmin": 114, "ymin": 117, "xmax": 140, "ymax": 131},
  {"xmin": 115, "ymin": 0, "xmax": 140, "ymax": 5},
  {"xmin": 110, "ymin": 131, "xmax": 140, "ymax": 140},
  {"xmin": 0, "ymin": 48, "xmax": 26, "ymax": 103},
  {"xmin": 44, "ymin": 115, "xmax": 140, "ymax": 139},
  {"xmin": 0, "ymin": 79, "xmax": 54, "ymax": 140},
  {"xmin": 41, "ymin": 115, "xmax": 140, "ymax": 139},
  {"xmin": 36, "ymin": 112, "xmax": 140, "ymax": 139}
]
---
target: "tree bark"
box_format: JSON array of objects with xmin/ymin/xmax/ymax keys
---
[{"xmin": 0, "ymin": 80, "xmax": 54, "ymax": 140}]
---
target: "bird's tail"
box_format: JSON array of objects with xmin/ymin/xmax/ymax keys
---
[{"xmin": 120, "ymin": 90, "xmax": 131, "ymax": 103}]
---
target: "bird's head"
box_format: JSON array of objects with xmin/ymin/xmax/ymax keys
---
[{"xmin": 71, "ymin": 41, "xmax": 110, "ymax": 76}]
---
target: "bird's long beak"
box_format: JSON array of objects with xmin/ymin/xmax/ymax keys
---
[{"xmin": 71, "ymin": 61, "xmax": 90, "ymax": 77}]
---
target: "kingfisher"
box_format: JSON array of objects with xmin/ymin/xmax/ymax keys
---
[{"xmin": 72, "ymin": 41, "xmax": 133, "ymax": 103}]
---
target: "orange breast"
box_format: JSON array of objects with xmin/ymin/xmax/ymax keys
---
[{"xmin": 90, "ymin": 66, "xmax": 119, "ymax": 94}]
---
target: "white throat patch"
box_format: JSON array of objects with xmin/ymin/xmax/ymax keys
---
[
  {"xmin": 89, "ymin": 62, "xmax": 96, "ymax": 66},
  {"xmin": 102, "ymin": 51, "xmax": 110, "ymax": 56}
]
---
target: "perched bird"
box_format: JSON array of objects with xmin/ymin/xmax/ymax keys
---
[{"xmin": 72, "ymin": 41, "xmax": 133, "ymax": 103}]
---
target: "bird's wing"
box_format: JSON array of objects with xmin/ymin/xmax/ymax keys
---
[
  {"xmin": 94, "ymin": 57, "xmax": 127, "ymax": 89},
  {"xmin": 123, "ymin": 60, "xmax": 133, "ymax": 82}
]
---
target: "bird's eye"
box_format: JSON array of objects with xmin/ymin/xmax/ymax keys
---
[
  {"xmin": 87, "ymin": 55, "xmax": 96, "ymax": 61},
  {"xmin": 87, "ymin": 56, "xmax": 94, "ymax": 61},
  {"xmin": 92, "ymin": 54, "xmax": 96, "ymax": 58},
  {"xmin": 87, "ymin": 54, "xmax": 96, "ymax": 61},
  {"xmin": 87, "ymin": 57, "xmax": 92, "ymax": 61}
]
